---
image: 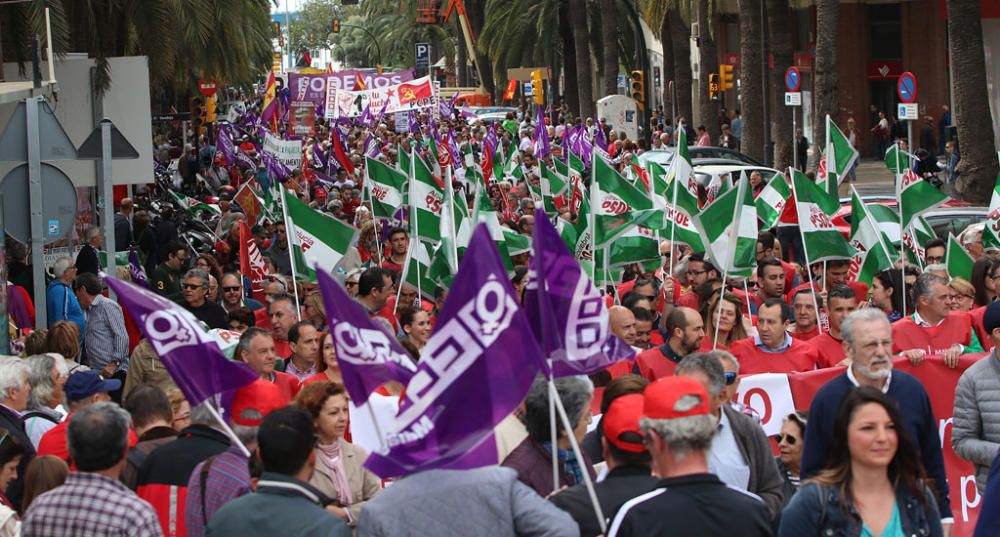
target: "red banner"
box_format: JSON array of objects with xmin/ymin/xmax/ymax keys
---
[
  {"xmin": 738, "ymin": 356, "xmax": 986, "ymax": 535},
  {"xmin": 238, "ymin": 221, "xmax": 268, "ymax": 304},
  {"xmin": 234, "ymin": 183, "xmax": 263, "ymax": 225}
]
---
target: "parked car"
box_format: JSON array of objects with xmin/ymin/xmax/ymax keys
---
[
  {"xmin": 637, "ymin": 146, "xmax": 765, "ymax": 168},
  {"xmin": 693, "ymin": 164, "xmax": 781, "ymax": 189},
  {"xmin": 830, "ymin": 196, "xmax": 985, "ymax": 240}
]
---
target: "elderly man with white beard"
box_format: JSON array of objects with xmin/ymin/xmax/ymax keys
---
[{"xmin": 800, "ymin": 308, "xmax": 955, "ymax": 535}]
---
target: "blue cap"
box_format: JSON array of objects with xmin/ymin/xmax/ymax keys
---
[
  {"xmin": 985, "ymin": 302, "xmax": 1000, "ymax": 336},
  {"xmin": 65, "ymin": 371, "xmax": 121, "ymax": 402}
]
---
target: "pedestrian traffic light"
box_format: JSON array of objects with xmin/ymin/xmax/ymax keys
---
[
  {"xmin": 630, "ymin": 70, "xmax": 645, "ymax": 109},
  {"xmin": 531, "ymin": 69, "xmax": 544, "ymax": 105},
  {"xmin": 331, "ymin": 16, "xmax": 341, "ymax": 33},
  {"xmin": 205, "ymin": 94, "xmax": 217, "ymax": 123},
  {"xmin": 720, "ymin": 64, "xmax": 735, "ymax": 91},
  {"xmin": 709, "ymin": 74, "xmax": 720, "ymax": 101}
]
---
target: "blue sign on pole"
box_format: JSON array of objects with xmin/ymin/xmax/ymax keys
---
[
  {"xmin": 784, "ymin": 67, "xmax": 801, "ymax": 92},
  {"xmin": 897, "ymin": 71, "xmax": 917, "ymax": 103},
  {"xmin": 415, "ymin": 43, "xmax": 430, "ymax": 69}
]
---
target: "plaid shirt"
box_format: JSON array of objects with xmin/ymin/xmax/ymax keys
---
[
  {"xmin": 184, "ymin": 445, "xmax": 251, "ymax": 537},
  {"xmin": 84, "ymin": 294, "xmax": 130, "ymax": 371},
  {"xmin": 22, "ymin": 471, "xmax": 162, "ymax": 536}
]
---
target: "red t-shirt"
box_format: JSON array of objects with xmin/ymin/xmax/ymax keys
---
[
  {"xmin": 38, "ymin": 414, "xmax": 139, "ymax": 466},
  {"xmin": 729, "ymin": 337, "xmax": 821, "ymax": 375},
  {"xmin": 810, "ymin": 332, "xmax": 848, "ymax": 368},
  {"xmin": 635, "ymin": 346, "xmax": 681, "ymax": 381},
  {"xmin": 271, "ymin": 371, "xmax": 301, "ymax": 404},
  {"xmin": 891, "ymin": 312, "xmax": 974, "ymax": 355},
  {"xmin": 790, "ymin": 326, "xmax": 820, "ymax": 342}
]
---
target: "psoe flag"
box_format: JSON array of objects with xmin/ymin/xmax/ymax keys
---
[
  {"xmin": 734, "ymin": 373, "xmax": 795, "ymax": 436},
  {"xmin": 364, "ymin": 224, "xmax": 546, "ymax": 478}
]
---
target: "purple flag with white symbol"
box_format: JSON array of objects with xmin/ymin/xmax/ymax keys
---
[
  {"xmin": 315, "ymin": 268, "xmax": 418, "ymax": 405},
  {"xmin": 364, "ymin": 225, "xmax": 546, "ymax": 478},
  {"xmin": 128, "ymin": 248, "xmax": 150, "ymax": 289},
  {"xmin": 594, "ymin": 126, "xmax": 608, "ymax": 152},
  {"xmin": 363, "ymin": 133, "xmax": 382, "ymax": 159},
  {"xmin": 524, "ymin": 209, "xmax": 635, "ymax": 376},
  {"xmin": 106, "ymin": 278, "xmax": 259, "ymax": 407},
  {"xmin": 533, "ymin": 106, "xmax": 551, "ymax": 159},
  {"xmin": 312, "ymin": 141, "xmax": 328, "ymax": 169}
]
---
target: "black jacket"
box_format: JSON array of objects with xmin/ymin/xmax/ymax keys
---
[
  {"xmin": 75, "ymin": 244, "xmax": 100, "ymax": 276},
  {"xmin": 184, "ymin": 300, "xmax": 229, "ymax": 330},
  {"xmin": 550, "ymin": 464, "xmax": 658, "ymax": 537},
  {"xmin": 608, "ymin": 473, "xmax": 773, "ymax": 537},
  {"xmin": 0, "ymin": 404, "xmax": 35, "ymax": 512}
]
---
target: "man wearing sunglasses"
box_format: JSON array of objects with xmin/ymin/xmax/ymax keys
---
[
  {"xmin": 181, "ymin": 270, "xmax": 229, "ymax": 330},
  {"xmin": 220, "ymin": 273, "xmax": 265, "ymax": 315}
]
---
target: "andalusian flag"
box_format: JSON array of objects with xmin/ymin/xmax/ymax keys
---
[
  {"xmin": 540, "ymin": 165, "xmax": 568, "ymax": 215},
  {"xmin": 609, "ymin": 226, "xmax": 660, "ymax": 269},
  {"xmin": 592, "ymin": 154, "xmax": 663, "ymax": 246},
  {"xmin": 755, "ymin": 175, "xmax": 792, "ymax": 229},
  {"xmin": 691, "ymin": 180, "xmax": 756, "ymax": 277},
  {"xmin": 902, "ymin": 216, "xmax": 937, "ymax": 268},
  {"xmin": 818, "ymin": 115, "xmax": 860, "ymax": 197},
  {"xmin": 652, "ymin": 158, "xmax": 703, "ymax": 252},
  {"xmin": 555, "ymin": 155, "xmax": 582, "ymax": 184},
  {"xmin": 791, "ymin": 168, "xmax": 856, "ymax": 262},
  {"xmin": 409, "ymin": 151, "xmax": 444, "ymax": 244},
  {"xmin": 848, "ymin": 187, "xmax": 898, "ymax": 285},
  {"xmin": 891, "ymin": 148, "xmax": 947, "ymax": 232},
  {"xmin": 502, "ymin": 142, "xmax": 523, "ymax": 182},
  {"xmin": 983, "ymin": 166, "xmax": 1000, "ymax": 252},
  {"xmin": 170, "ymin": 191, "xmax": 221, "ymax": 217},
  {"xmin": 947, "ymin": 234, "xmax": 974, "ymax": 280},
  {"xmin": 283, "ymin": 189, "xmax": 358, "ymax": 281},
  {"xmin": 400, "ymin": 240, "xmax": 437, "ymax": 300},
  {"xmin": 365, "ymin": 157, "xmax": 406, "ymax": 219}
]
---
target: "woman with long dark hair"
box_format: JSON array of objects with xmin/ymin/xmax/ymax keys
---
[
  {"xmin": 871, "ymin": 270, "xmax": 906, "ymax": 322},
  {"xmin": 971, "ymin": 256, "xmax": 999, "ymax": 307},
  {"xmin": 779, "ymin": 387, "xmax": 943, "ymax": 536}
]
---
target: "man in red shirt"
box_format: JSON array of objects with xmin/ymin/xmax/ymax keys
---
[
  {"xmin": 38, "ymin": 371, "xmax": 135, "ymax": 462},
  {"xmin": 892, "ymin": 273, "xmax": 983, "ymax": 367},
  {"xmin": 750, "ymin": 257, "xmax": 786, "ymax": 314},
  {"xmin": 790, "ymin": 288, "xmax": 821, "ymax": 341},
  {"xmin": 236, "ymin": 327, "xmax": 300, "ymax": 403},
  {"xmin": 635, "ymin": 307, "xmax": 704, "ymax": 381},
  {"xmin": 267, "ymin": 294, "xmax": 299, "ymax": 361},
  {"xmin": 356, "ymin": 267, "xmax": 398, "ymax": 333},
  {"xmin": 677, "ymin": 253, "xmax": 719, "ymax": 310},
  {"xmin": 757, "ymin": 232, "xmax": 798, "ymax": 292},
  {"xmin": 381, "ymin": 228, "xmax": 409, "ymax": 274},
  {"xmin": 730, "ymin": 298, "xmax": 821, "ymax": 375},
  {"xmin": 810, "ymin": 285, "xmax": 858, "ymax": 368},
  {"xmin": 820, "ymin": 259, "xmax": 868, "ymax": 305}
]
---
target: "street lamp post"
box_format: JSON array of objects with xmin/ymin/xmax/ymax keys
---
[{"xmin": 340, "ymin": 23, "xmax": 383, "ymax": 73}]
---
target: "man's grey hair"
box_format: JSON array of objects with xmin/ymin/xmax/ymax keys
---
[
  {"xmin": 84, "ymin": 225, "xmax": 101, "ymax": 242},
  {"xmin": 841, "ymin": 308, "xmax": 891, "ymax": 349},
  {"xmin": 52, "ymin": 257, "xmax": 75, "ymax": 279},
  {"xmin": 923, "ymin": 263, "xmax": 948, "ymax": 275},
  {"xmin": 522, "ymin": 375, "xmax": 593, "ymax": 443},
  {"xmin": 25, "ymin": 354, "xmax": 59, "ymax": 410},
  {"xmin": 913, "ymin": 272, "xmax": 948, "ymax": 303},
  {"xmin": 184, "ymin": 269, "xmax": 210, "ymax": 288},
  {"xmin": 68, "ymin": 402, "xmax": 131, "ymax": 472},
  {"xmin": 0, "ymin": 357, "xmax": 28, "ymax": 402},
  {"xmin": 676, "ymin": 352, "xmax": 726, "ymax": 398},
  {"xmin": 640, "ymin": 413, "xmax": 717, "ymax": 460},
  {"xmin": 190, "ymin": 401, "xmax": 217, "ymax": 426},
  {"xmin": 714, "ymin": 350, "xmax": 740, "ymax": 375}
]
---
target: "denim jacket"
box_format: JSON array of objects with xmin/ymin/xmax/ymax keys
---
[{"xmin": 779, "ymin": 481, "xmax": 943, "ymax": 537}]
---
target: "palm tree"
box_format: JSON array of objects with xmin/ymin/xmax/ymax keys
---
[
  {"xmin": 767, "ymin": 0, "xmax": 793, "ymax": 171},
  {"xmin": 812, "ymin": 0, "xmax": 839, "ymax": 170},
  {"xmin": 947, "ymin": 0, "xmax": 999, "ymax": 203},
  {"xmin": 696, "ymin": 0, "xmax": 720, "ymax": 141},
  {"xmin": 560, "ymin": 0, "xmax": 580, "ymax": 116},
  {"xmin": 480, "ymin": 0, "xmax": 562, "ymax": 103},
  {"xmin": 737, "ymin": 0, "xmax": 763, "ymax": 162},
  {"xmin": 667, "ymin": 3, "xmax": 694, "ymax": 125},
  {"xmin": 600, "ymin": 0, "xmax": 618, "ymax": 97},
  {"xmin": 570, "ymin": 0, "xmax": 594, "ymax": 119}
]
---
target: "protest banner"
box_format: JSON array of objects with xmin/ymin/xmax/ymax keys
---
[
  {"xmin": 262, "ymin": 132, "xmax": 302, "ymax": 169},
  {"xmin": 324, "ymin": 76, "xmax": 435, "ymax": 119},
  {"xmin": 288, "ymin": 101, "xmax": 316, "ymax": 136},
  {"xmin": 736, "ymin": 356, "xmax": 985, "ymax": 535},
  {"xmin": 288, "ymin": 68, "xmax": 416, "ymax": 107}
]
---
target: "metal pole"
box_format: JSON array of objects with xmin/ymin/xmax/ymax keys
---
[
  {"xmin": 907, "ymin": 120, "xmax": 913, "ymax": 158},
  {"xmin": 100, "ymin": 120, "xmax": 117, "ymax": 283},
  {"xmin": 792, "ymin": 108, "xmax": 797, "ymax": 170},
  {"xmin": 26, "ymin": 97, "xmax": 47, "ymax": 328},
  {"xmin": 45, "ymin": 8, "xmax": 55, "ymax": 83}
]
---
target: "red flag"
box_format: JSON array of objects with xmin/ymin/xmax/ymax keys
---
[
  {"xmin": 481, "ymin": 143, "xmax": 494, "ymax": 186},
  {"xmin": 503, "ymin": 79, "xmax": 517, "ymax": 101},
  {"xmin": 234, "ymin": 183, "xmax": 263, "ymax": 225},
  {"xmin": 239, "ymin": 221, "xmax": 268, "ymax": 303},
  {"xmin": 332, "ymin": 132, "xmax": 355, "ymax": 177},
  {"xmin": 355, "ymin": 71, "xmax": 366, "ymax": 90}
]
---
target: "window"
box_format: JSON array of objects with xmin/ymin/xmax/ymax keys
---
[{"xmin": 869, "ymin": 4, "xmax": 902, "ymax": 60}]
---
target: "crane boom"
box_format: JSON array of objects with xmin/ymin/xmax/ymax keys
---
[{"xmin": 441, "ymin": 0, "xmax": 487, "ymax": 96}]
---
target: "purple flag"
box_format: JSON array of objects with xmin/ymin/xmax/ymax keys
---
[
  {"xmin": 524, "ymin": 209, "xmax": 635, "ymax": 376},
  {"xmin": 533, "ymin": 106, "xmax": 551, "ymax": 159},
  {"xmin": 128, "ymin": 248, "xmax": 150, "ymax": 289},
  {"xmin": 364, "ymin": 225, "xmax": 545, "ymax": 478},
  {"xmin": 359, "ymin": 104, "xmax": 375, "ymax": 129},
  {"xmin": 312, "ymin": 141, "xmax": 328, "ymax": 169},
  {"xmin": 315, "ymin": 268, "xmax": 418, "ymax": 405},
  {"xmin": 106, "ymin": 278, "xmax": 259, "ymax": 406},
  {"xmin": 594, "ymin": 126, "xmax": 608, "ymax": 152},
  {"xmin": 363, "ymin": 133, "xmax": 382, "ymax": 159},
  {"xmin": 407, "ymin": 111, "xmax": 421, "ymax": 134}
]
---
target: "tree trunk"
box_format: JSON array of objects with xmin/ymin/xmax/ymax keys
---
[
  {"xmin": 668, "ymin": 5, "xmax": 693, "ymax": 126},
  {"xmin": 767, "ymin": 0, "xmax": 793, "ymax": 171},
  {"xmin": 561, "ymin": 0, "xmax": 580, "ymax": 119},
  {"xmin": 570, "ymin": 0, "xmax": 595, "ymax": 120},
  {"xmin": 462, "ymin": 0, "xmax": 496, "ymax": 98},
  {"xmin": 949, "ymin": 0, "xmax": 999, "ymax": 203},
  {"xmin": 600, "ymin": 0, "xmax": 618, "ymax": 97},
  {"xmin": 813, "ymin": 0, "xmax": 839, "ymax": 171},
  {"xmin": 659, "ymin": 10, "xmax": 674, "ymax": 121},
  {"xmin": 738, "ymin": 0, "xmax": 764, "ymax": 162},
  {"xmin": 696, "ymin": 0, "xmax": 720, "ymax": 141},
  {"xmin": 456, "ymin": 23, "xmax": 469, "ymax": 87}
]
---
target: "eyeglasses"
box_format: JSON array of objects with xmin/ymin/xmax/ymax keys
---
[
  {"xmin": 223, "ymin": 286, "xmax": 241, "ymax": 292},
  {"xmin": 724, "ymin": 372, "xmax": 737, "ymax": 385},
  {"xmin": 773, "ymin": 433, "xmax": 799, "ymax": 445},
  {"xmin": 687, "ymin": 269, "xmax": 707, "ymax": 276},
  {"xmin": 925, "ymin": 256, "xmax": 945, "ymax": 264},
  {"xmin": 182, "ymin": 283, "xmax": 205, "ymax": 290}
]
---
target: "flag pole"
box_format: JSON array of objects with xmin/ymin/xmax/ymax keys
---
[
  {"xmin": 713, "ymin": 271, "xmax": 727, "ymax": 350},
  {"xmin": 548, "ymin": 381, "xmax": 607, "ymax": 535},
  {"xmin": 205, "ymin": 399, "xmax": 252, "ymax": 458},
  {"xmin": 895, "ymin": 141, "xmax": 907, "ymax": 316},
  {"xmin": 363, "ymin": 165, "xmax": 384, "ymax": 266},
  {"xmin": 547, "ymin": 360, "xmax": 559, "ymax": 496},
  {"xmin": 279, "ymin": 185, "xmax": 302, "ymax": 321},
  {"xmin": 789, "ymin": 169, "xmax": 823, "ymax": 335}
]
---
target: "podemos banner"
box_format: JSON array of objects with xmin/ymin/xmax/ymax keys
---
[
  {"xmin": 289, "ymin": 68, "xmax": 416, "ymax": 107},
  {"xmin": 736, "ymin": 356, "xmax": 986, "ymax": 536}
]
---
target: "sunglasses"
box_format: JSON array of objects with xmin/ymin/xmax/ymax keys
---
[
  {"xmin": 774, "ymin": 433, "xmax": 799, "ymax": 445},
  {"xmin": 182, "ymin": 283, "xmax": 205, "ymax": 290},
  {"xmin": 724, "ymin": 372, "xmax": 737, "ymax": 385},
  {"xmin": 223, "ymin": 286, "xmax": 241, "ymax": 292}
]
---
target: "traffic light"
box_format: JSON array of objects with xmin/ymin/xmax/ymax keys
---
[
  {"xmin": 309, "ymin": 32, "xmax": 316, "ymax": 45},
  {"xmin": 272, "ymin": 21, "xmax": 280, "ymax": 37},
  {"xmin": 191, "ymin": 97, "xmax": 205, "ymax": 131},
  {"xmin": 708, "ymin": 74, "xmax": 720, "ymax": 101},
  {"xmin": 531, "ymin": 69, "xmax": 544, "ymax": 105},
  {"xmin": 720, "ymin": 63, "xmax": 735, "ymax": 91},
  {"xmin": 630, "ymin": 70, "xmax": 645, "ymax": 109},
  {"xmin": 331, "ymin": 16, "xmax": 341, "ymax": 33},
  {"xmin": 205, "ymin": 94, "xmax": 217, "ymax": 123}
]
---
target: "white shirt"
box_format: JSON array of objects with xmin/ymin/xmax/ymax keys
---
[{"xmin": 708, "ymin": 410, "xmax": 751, "ymax": 491}]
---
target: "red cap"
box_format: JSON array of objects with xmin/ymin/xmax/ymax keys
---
[
  {"xmin": 643, "ymin": 377, "xmax": 710, "ymax": 420},
  {"xmin": 603, "ymin": 394, "xmax": 646, "ymax": 453},
  {"xmin": 231, "ymin": 379, "xmax": 285, "ymax": 426}
]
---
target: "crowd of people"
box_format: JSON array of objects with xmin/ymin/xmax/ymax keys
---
[{"xmin": 0, "ymin": 88, "xmax": 995, "ymax": 537}]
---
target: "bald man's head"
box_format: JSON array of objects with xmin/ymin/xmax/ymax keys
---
[
  {"xmin": 665, "ymin": 306, "xmax": 706, "ymax": 355},
  {"xmin": 609, "ymin": 306, "xmax": 637, "ymax": 347}
]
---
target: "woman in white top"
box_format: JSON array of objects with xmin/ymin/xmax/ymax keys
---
[{"xmin": 23, "ymin": 354, "xmax": 68, "ymax": 448}]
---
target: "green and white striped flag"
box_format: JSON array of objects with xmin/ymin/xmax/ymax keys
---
[
  {"xmin": 170, "ymin": 191, "xmax": 221, "ymax": 217},
  {"xmin": 818, "ymin": 115, "xmax": 860, "ymax": 197},
  {"xmin": 791, "ymin": 168, "xmax": 856, "ymax": 263},
  {"xmin": 554, "ymin": 155, "xmax": 582, "ymax": 184},
  {"xmin": 365, "ymin": 157, "xmax": 406, "ymax": 219},
  {"xmin": 400, "ymin": 239, "xmax": 437, "ymax": 300},
  {"xmin": 592, "ymin": 153, "xmax": 664, "ymax": 247},
  {"xmin": 284, "ymin": 189, "xmax": 358, "ymax": 282},
  {"xmin": 902, "ymin": 215, "xmax": 936, "ymax": 268},
  {"xmin": 868, "ymin": 204, "xmax": 902, "ymax": 247},
  {"xmin": 848, "ymin": 187, "xmax": 898, "ymax": 285},
  {"xmin": 947, "ymin": 233, "xmax": 975, "ymax": 281},
  {"xmin": 649, "ymin": 158, "xmax": 703, "ymax": 252},
  {"xmin": 755, "ymin": 175, "xmax": 792, "ymax": 229},
  {"xmin": 691, "ymin": 180, "xmax": 756, "ymax": 276},
  {"xmin": 983, "ymin": 163, "xmax": 1000, "ymax": 252},
  {"xmin": 609, "ymin": 226, "xmax": 660, "ymax": 268},
  {"xmin": 896, "ymin": 165, "xmax": 947, "ymax": 233},
  {"xmin": 409, "ymin": 151, "xmax": 444, "ymax": 244},
  {"xmin": 540, "ymin": 165, "xmax": 568, "ymax": 216},
  {"xmin": 502, "ymin": 142, "xmax": 523, "ymax": 182}
]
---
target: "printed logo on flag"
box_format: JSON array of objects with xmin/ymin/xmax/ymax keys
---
[
  {"xmin": 807, "ymin": 205, "xmax": 836, "ymax": 230},
  {"xmin": 333, "ymin": 322, "xmax": 415, "ymax": 369},
  {"xmin": 142, "ymin": 308, "xmax": 218, "ymax": 356}
]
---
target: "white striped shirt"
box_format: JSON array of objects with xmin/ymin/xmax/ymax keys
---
[{"xmin": 84, "ymin": 294, "xmax": 130, "ymax": 371}]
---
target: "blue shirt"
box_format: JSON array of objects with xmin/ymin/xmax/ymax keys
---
[{"xmin": 45, "ymin": 280, "xmax": 85, "ymax": 335}]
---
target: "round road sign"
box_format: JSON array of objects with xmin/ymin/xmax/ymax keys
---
[
  {"xmin": 198, "ymin": 79, "xmax": 218, "ymax": 97},
  {"xmin": 784, "ymin": 67, "xmax": 801, "ymax": 92},
  {"xmin": 897, "ymin": 72, "xmax": 917, "ymax": 103}
]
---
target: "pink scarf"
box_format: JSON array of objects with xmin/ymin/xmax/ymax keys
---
[{"xmin": 316, "ymin": 440, "xmax": 353, "ymax": 506}]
